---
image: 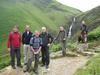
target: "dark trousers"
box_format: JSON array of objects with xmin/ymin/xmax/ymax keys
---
[
  {"xmin": 41, "ymin": 46, "xmax": 50, "ymax": 66},
  {"xmin": 34, "ymin": 54, "xmax": 39, "ymax": 71},
  {"xmin": 60, "ymin": 41, "xmax": 66, "ymax": 56},
  {"xmin": 10, "ymin": 47, "xmax": 21, "ymax": 67},
  {"xmin": 27, "ymin": 53, "xmax": 39, "ymax": 71}
]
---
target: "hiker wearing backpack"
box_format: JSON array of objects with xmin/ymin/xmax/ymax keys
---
[
  {"xmin": 7, "ymin": 25, "xmax": 22, "ymax": 69},
  {"xmin": 40, "ymin": 27, "xmax": 53, "ymax": 70},
  {"xmin": 55, "ymin": 26, "xmax": 67, "ymax": 56},
  {"xmin": 22, "ymin": 25, "xmax": 33, "ymax": 72},
  {"xmin": 29, "ymin": 30, "xmax": 42, "ymax": 74},
  {"xmin": 80, "ymin": 21, "xmax": 88, "ymax": 43}
]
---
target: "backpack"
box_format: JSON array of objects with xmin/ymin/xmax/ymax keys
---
[{"xmin": 32, "ymin": 36, "xmax": 41, "ymax": 44}]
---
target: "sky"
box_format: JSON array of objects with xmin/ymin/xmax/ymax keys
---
[{"xmin": 57, "ymin": 0, "xmax": 100, "ymax": 12}]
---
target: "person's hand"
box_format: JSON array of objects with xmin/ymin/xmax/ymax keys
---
[
  {"xmin": 31, "ymin": 49, "xmax": 34, "ymax": 53},
  {"xmin": 28, "ymin": 45, "xmax": 30, "ymax": 48},
  {"xmin": 8, "ymin": 48, "xmax": 11, "ymax": 52},
  {"xmin": 63, "ymin": 38, "xmax": 66, "ymax": 40},
  {"xmin": 48, "ymin": 43, "xmax": 51, "ymax": 46},
  {"xmin": 34, "ymin": 52, "xmax": 37, "ymax": 54},
  {"xmin": 34, "ymin": 51, "xmax": 39, "ymax": 54},
  {"xmin": 54, "ymin": 38, "xmax": 56, "ymax": 40}
]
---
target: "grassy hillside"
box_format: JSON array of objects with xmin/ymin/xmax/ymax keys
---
[{"xmin": 77, "ymin": 6, "xmax": 100, "ymax": 30}]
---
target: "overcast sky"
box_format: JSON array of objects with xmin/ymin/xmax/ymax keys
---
[{"xmin": 57, "ymin": 0, "xmax": 100, "ymax": 12}]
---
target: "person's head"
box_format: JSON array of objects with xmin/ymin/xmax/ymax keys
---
[
  {"xmin": 25, "ymin": 25, "xmax": 30, "ymax": 31},
  {"xmin": 82, "ymin": 20, "xmax": 85, "ymax": 24},
  {"xmin": 34, "ymin": 30, "xmax": 40, "ymax": 37},
  {"xmin": 42, "ymin": 27, "xmax": 47, "ymax": 32},
  {"xmin": 13, "ymin": 25, "xmax": 19, "ymax": 32},
  {"xmin": 60, "ymin": 26, "xmax": 64, "ymax": 31}
]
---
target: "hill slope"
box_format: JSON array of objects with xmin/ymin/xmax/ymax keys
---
[{"xmin": 0, "ymin": 0, "xmax": 80, "ymax": 55}]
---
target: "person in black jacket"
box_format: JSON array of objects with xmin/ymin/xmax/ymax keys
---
[
  {"xmin": 22, "ymin": 25, "xmax": 33, "ymax": 72},
  {"xmin": 40, "ymin": 27, "xmax": 53, "ymax": 70}
]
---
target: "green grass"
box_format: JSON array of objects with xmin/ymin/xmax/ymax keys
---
[
  {"xmin": 74, "ymin": 53, "xmax": 100, "ymax": 75},
  {"xmin": 50, "ymin": 43, "xmax": 61, "ymax": 52},
  {"xmin": 88, "ymin": 26, "xmax": 100, "ymax": 41},
  {"xmin": 0, "ymin": 56, "xmax": 10, "ymax": 70}
]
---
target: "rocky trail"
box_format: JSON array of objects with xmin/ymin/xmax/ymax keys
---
[{"xmin": 0, "ymin": 56, "xmax": 89, "ymax": 75}]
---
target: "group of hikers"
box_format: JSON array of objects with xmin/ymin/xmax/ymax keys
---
[
  {"xmin": 7, "ymin": 25, "xmax": 67, "ymax": 74},
  {"xmin": 7, "ymin": 20, "xmax": 88, "ymax": 74}
]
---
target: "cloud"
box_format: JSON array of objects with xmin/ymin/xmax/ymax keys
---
[{"xmin": 57, "ymin": 0, "xmax": 100, "ymax": 11}]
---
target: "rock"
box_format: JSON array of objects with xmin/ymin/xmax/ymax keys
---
[
  {"xmin": 50, "ymin": 51, "xmax": 63, "ymax": 59},
  {"xmin": 50, "ymin": 51, "xmax": 79, "ymax": 59},
  {"xmin": 80, "ymin": 51, "xmax": 95, "ymax": 56},
  {"xmin": 77, "ymin": 43, "xmax": 88, "ymax": 52},
  {"xmin": 66, "ymin": 52, "xmax": 79, "ymax": 57}
]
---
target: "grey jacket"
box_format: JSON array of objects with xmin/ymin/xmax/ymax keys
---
[{"xmin": 56, "ymin": 30, "xmax": 66, "ymax": 42}]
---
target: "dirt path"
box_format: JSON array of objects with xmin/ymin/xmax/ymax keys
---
[
  {"xmin": 0, "ymin": 56, "xmax": 89, "ymax": 75},
  {"xmin": 42, "ymin": 56, "xmax": 89, "ymax": 75}
]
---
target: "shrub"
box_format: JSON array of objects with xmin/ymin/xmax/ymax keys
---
[
  {"xmin": 88, "ymin": 26, "xmax": 100, "ymax": 41},
  {"xmin": 50, "ymin": 43, "xmax": 61, "ymax": 52}
]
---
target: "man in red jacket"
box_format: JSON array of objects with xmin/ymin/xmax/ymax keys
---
[{"xmin": 7, "ymin": 26, "xmax": 22, "ymax": 69}]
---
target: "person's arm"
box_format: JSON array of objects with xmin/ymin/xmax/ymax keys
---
[
  {"xmin": 80, "ymin": 24, "xmax": 83, "ymax": 30},
  {"xmin": 19, "ymin": 33, "xmax": 22, "ymax": 46},
  {"xmin": 36, "ymin": 46, "xmax": 41, "ymax": 54},
  {"xmin": 55, "ymin": 32, "xmax": 60, "ymax": 41},
  {"xmin": 22, "ymin": 33, "xmax": 25, "ymax": 45},
  {"xmin": 48, "ymin": 33, "xmax": 54, "ymax": 44},
  {"xmin": 39, "ymin": 38, "xmax": 42, "ymax": 51},
  {"xmin": 63, "ymin": 30, "xmax": 67, "ymax": 40},
  {"xmin": 30, "ymin": 46, "xmax": 34, "ymax": 53},
  {"xmin": 7, "ymin": 33, "xmax": 11, "ymax": 52},
  {"xmin": 30, "ymin": 37, "xmax": 34, "ymax": 52}
]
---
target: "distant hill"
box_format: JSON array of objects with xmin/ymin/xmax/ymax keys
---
[{"xmin": 72, "ymin": 6, "xmax": 100, "ymax": 40}]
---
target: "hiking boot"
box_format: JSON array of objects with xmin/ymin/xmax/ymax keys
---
[
  {"xmin": 23, "ymin": 65, "xmax": 28, "ymax": 72},
  {"xmin": 12, "ymin": 66, "xmax": 16, "ymax": 69},
  {"xmin": 41, "ymin": 64, "xmax": 45, "ymax": 67},
  {"xmin": 46, "ymin": 65, "xmax": 50, "ymax": 70},
  {"xmin": 17, "ymin": 65, "xmax": 23, "ymax": 68},
  {"xmin": 33, "ymin": 69, "xmax": 39, "ymax": 74},
  {"xmin": 62, "ymin": 52, "xmax": 66, "ymax": 56}
]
